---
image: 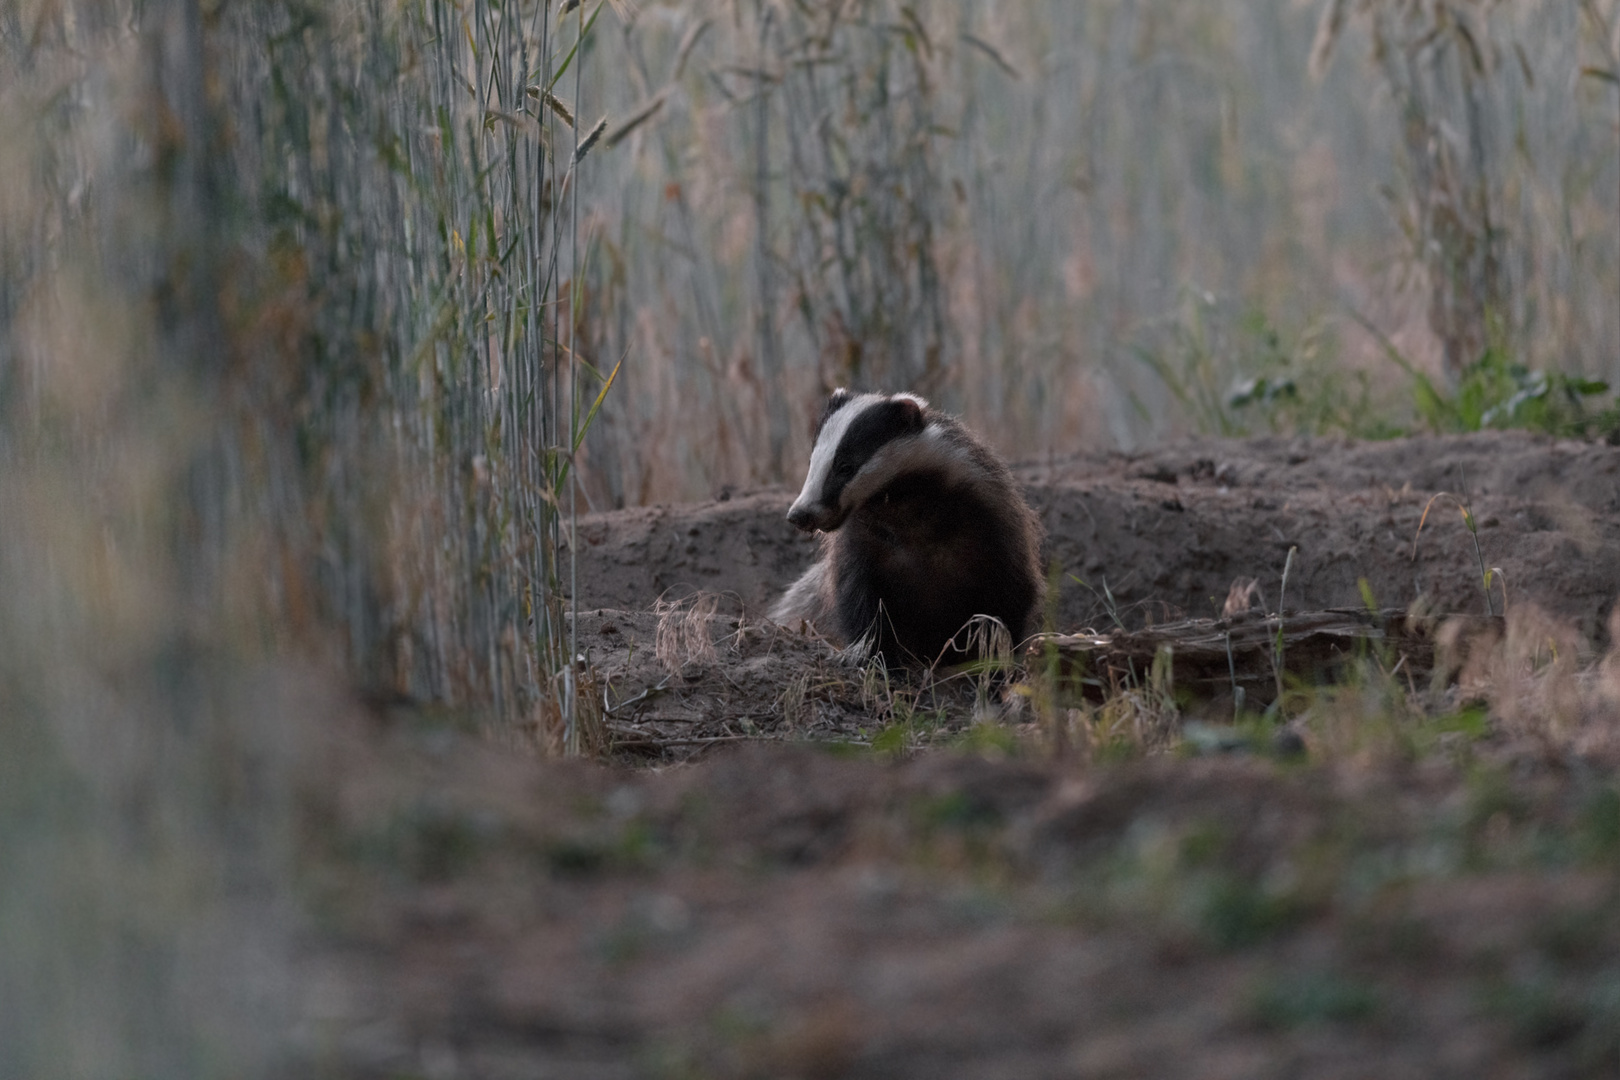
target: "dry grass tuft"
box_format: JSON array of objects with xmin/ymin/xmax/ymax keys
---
[
  {"xmin": 1467, "ymin": 603, "xmax": 1610, "ymax": 755},
  {"xmin": 1293, "ymin": 599, "xmax": 1620, "ymax": 766},
  {"xmin": 1083, "ymin": 645, "xmax": 1184, "ymax": 758},
  {"xmin": 654, "ymin": 593, "xmax": 722, "ymax": 674},
  {"xmin": 776, "ymin": 671, "xmax": 814, "ymax": 735},
  {"xmin": 954, "ymin": 614, "xmax": 1015, "ymax": 672},
  {"xmin": 1294, "ymin": 661, "xmax": 1429, "ymax": 765},
  {"xmin": 1028, "ymin": 644, "xmax": 1182, "ymax": 762}
]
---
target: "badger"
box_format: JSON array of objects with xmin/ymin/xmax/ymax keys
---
[{"xmin": 769, "ymin": 389, "xmax": 1045, "ymax": 666}]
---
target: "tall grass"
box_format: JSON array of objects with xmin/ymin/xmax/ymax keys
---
[
  {"xmin": 566, "ymin": 0, "xmax": 1618, "ymax": 501},
  {"xmin": 2, "ymin": 0, "xmax": 611, "ymax": 719},
  {"xmin": 2, "ymin": 0, "xmax": 607, "ymax": 1071}
]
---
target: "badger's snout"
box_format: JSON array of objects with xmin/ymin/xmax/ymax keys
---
[{"xmin": 787, "ymin": 501, "xmax": 846, "ymax": 533}]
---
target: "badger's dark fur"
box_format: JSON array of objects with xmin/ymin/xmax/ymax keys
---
[{"xmin": 770, "ymin": 389, "xmax": 1045, "ymax": 665}]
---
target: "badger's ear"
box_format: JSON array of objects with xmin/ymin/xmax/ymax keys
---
[
  {"xmin": 892, "ymin": 393, "xmax": 926, "ymax": 431},
  {"xmin": 816, "ymin": 388, "xmax": 853, "ymax": 434}
]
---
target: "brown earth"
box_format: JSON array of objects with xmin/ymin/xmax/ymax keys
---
[
  {"xmin": 295, "ymin": 434, "xmax": 1620, "ymax": 1078},
  {"xmin": 570, "ymin": 431, "xmax": 1620, "ymax": 643}
]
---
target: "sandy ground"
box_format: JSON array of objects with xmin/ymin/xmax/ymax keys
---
[{"xmin": 294, "ymin": 432, "xmax": 1620, "ymax": 1078}]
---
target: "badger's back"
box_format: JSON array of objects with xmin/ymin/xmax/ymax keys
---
[
  {"xmin": 772, "ymin": 391, "xmax": 1044, "ymax": 666},
  {"xmin": 829, "ymin": 416, "xmax": 1042, "ymax": 663}
]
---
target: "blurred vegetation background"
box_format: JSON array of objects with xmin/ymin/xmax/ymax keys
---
[
  {"xmin": 566, "ymin": 0, "xmax": 1620, "ymax": 504},
  {"xmin": 0, "ymin": 0, "xmax": 1616, "ymax": 1075}
]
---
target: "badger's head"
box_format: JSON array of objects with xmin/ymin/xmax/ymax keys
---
[{"xmin": 785, "ymin": 389, "xmax": 930, "ymax": 533}]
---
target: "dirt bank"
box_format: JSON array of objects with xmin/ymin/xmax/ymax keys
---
[{"xmin": 570, "ymin": 432, "xmax": 1620, "ymax": 643}]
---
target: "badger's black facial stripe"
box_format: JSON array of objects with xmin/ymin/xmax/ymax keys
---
[{"xmin": 827, "ymin": 399, "xmax": 927, "ymax": 490}]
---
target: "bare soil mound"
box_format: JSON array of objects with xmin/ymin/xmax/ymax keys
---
[
  {"xmin": 571, "ymin": 432, "xmax": 1620, "ymax": 643},
  {"xmin": 555, "ymin": 431, "xmax": 1620, "ymax": 763}
]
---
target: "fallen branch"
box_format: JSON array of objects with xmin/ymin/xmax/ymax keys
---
[{"xmin": 1027, "ymin": 608, "xmax": 1501, "ymax": 705}]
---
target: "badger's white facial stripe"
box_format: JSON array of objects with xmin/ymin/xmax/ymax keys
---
[{"xmin": 790, "ymin": 392, "xmax": 884, "ymax": 513}]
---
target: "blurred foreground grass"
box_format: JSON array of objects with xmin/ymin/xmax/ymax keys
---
[{"xmin": 2, "ymin": 0, "xmax": 602, "ymax": 1072}]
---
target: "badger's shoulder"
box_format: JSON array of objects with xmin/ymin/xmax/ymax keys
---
[{"xmin": 919, "ymin": 410, "xmax": 1043, "ymax": 535}]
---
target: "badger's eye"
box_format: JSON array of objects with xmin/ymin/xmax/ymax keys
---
[{"xmin": 834, "ymin": 461, "xmax": 855, "ymax": 478}]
